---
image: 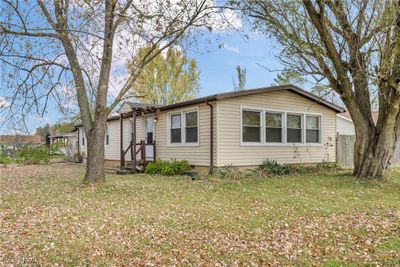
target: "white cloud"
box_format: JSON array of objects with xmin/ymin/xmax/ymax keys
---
[
  {"xmin": 209, "ymin": 7, "xmax": 242, "ymax": 32},
  {"xmin": 223, "ymin": 44, "xmax": 240, "ymax": 53}
]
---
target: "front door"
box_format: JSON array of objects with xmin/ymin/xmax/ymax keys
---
[{"xmin": 145, "ymin": 115, "xmax": 154, "ymax": 160}]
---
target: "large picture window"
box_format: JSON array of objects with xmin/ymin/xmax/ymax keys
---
[
  {"xmin": 241, "ymin": 107, "xmax": 322, "ymax": 145},
  {"xmin": 265, "ymin": 112, "xmax": 283, "ymax": 142},
  {"xmin": 170, "ymin": 114, "xmax": 181, "ymax": 143},
  {"xmin": 306, "ymin": 115, "xmax": 320, "ymax": 143},
  {"xmin": 185, "ymin": 111, "xmax": 198, "ymax": 143},
  {"xmin": 287, "ymin": 114, "xmax": 302, "ymax": 143},
  {"xmin": 242, "ymin": 110, "xmax": 261, "ymax": 142}
]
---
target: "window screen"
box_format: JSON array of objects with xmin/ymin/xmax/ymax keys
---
[
  {"xmin": 185, "ymin": 111, "xmax": 198, "ymax": 143},
  {"xmin": 242, "ymin": 110, "xmax": 261, "ymax": 142},
  {"xmin": 287, "ymin": 114, "xmax": 302, "ymax": 143},
  {"xmin": 306, "ymin": 115, "xmax": 320, "ymax": 143},
  {"xmin": 266, "ymin": 112, "xmax": 282, "ymax": 142},
  {"xmin": 170, "ymin": 114, "xmax": 181, "ymax": 143}
]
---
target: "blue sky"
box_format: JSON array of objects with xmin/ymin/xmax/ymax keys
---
[
  {"xmin": 188, "ymin": 32, "xmax": 282, "ymax": 96},
  {"xmin": 2, "ymin": 30, "xmax": 284, "ymax": 134}
]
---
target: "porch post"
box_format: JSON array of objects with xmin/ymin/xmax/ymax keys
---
[
  {"xmin": 120, "ymin": 114, "xmax": 125, "ymax": 170},
  {"xmin": 132, "ymin": 109, "xmax": 137, "ymax": 173},
  {"xmin": 141, "ymin": 140, "xmax": 146, "ymax": 168}
]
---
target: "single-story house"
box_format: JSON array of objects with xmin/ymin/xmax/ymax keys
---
[{"xmin": 77, "ymin": 85, "xmax": 344, "ymax": 173}]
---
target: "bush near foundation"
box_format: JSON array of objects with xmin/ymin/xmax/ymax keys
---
[{"xmin": 145, "ymin": 160, "xmax": 190, "ymax": 176}]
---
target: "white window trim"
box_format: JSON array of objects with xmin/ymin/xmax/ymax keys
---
[
  {"xmin": 240, "ymin": 106, "xmax": 323, "ymax": 147},
  {"xmin": 241, "ymin": 108, "xmax": 262, "ymax": 145},
  {"xmin": 265, "ymin": 111, "xmax": 285, "ymax": 145},
  {"xmin": 305, "ymin": 114, "xmax": 322, "ymax": 144},
  {"xmin": 167, "ymin": 106, "xmax": 200, "ymax": 147},
  {"xmin": 286, "ymin": 112, "xmax": 304, "ymax": 144}
]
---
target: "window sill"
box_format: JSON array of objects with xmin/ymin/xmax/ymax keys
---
[{"xmin": 167, "ymin": 143, "xmax": 200, "ymax": 147}]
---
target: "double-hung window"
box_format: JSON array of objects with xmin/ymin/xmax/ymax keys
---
[
  {"xmin": 241, "ymin": 107, "xmax": 321, "ymax": 145},
  {"xmin": 170, "ymin": 114, "xmax": 182, "ymax": 143},
  {"xmin": 265, "ymin": 112, "xmax": 283, "ymax": 143},
  {"xmin": 306, "ymin": 115, "xmax": 320, "ymax": 143},
  {"xmin": 242, "ymin": 110, "xmax": 261, "ymax": 142},
  {"xmin": 286, "ymin": 114, "xmax": 302, "ymax": 143},
  {"xmin": 185, "ymin": 111, "xmax": 198, "ymax": 143},
  {"xmin": 169, "ymin": 109, "xmax": 198, "ymax": 145}
]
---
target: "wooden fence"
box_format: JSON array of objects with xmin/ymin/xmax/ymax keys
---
[{"xmin": 336, "ymin": 134, "xmax": 400, "ymax": 168}]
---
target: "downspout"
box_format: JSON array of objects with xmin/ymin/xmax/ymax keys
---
[{"xmin": 206, "ymin": 101, "xmax": 214, "ymax": 175}]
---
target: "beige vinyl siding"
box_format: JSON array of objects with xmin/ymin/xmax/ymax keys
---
[
  {"xmin": 104, "ymin": 120, "xmax": 120, "ymax": 161},
  {"xmin": 155, "ymin": 102, "xmax": 216, "ymax": 166},
  {"xmin": 217, "ymin": 90, "xmax": 337, "ymax": 166}
]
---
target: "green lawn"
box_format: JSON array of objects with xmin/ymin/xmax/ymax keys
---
[{"xmin": 0, "ymin": 164, "xmax": 399, "ymax": 266}]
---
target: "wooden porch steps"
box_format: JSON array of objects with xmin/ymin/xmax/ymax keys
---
[{"xmin": 117, "ymin": 159, "xmax": 154, "ymax": 175}]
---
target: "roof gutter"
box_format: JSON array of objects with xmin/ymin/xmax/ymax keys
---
[{"xmin": 205, "ymin": 100, "xmax": 214, "ymax": 175}]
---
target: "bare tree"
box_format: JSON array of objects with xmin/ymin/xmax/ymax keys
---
[
  {"xmin": 236, "ymin": 0, "xmax": 400, "ymax": 179},
  {"xmin": 0, "ymin": 0, "xmax": 223, "ymax": 183}
]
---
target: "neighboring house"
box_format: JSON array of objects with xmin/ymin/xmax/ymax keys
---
[
  {"xmin": 0, "ymin": 135, "xmax": 43, "ymax": 156},
  {"xmin": 336, "ymin": 111, "xmax": 379, "ymax": 135},
  {"xmin": 77, "ymin": 85, "xmax": 344, "ymax": 173},
  {"xmin": 50, "ymin": 131, "xmax": 78, "ymax": 159}
]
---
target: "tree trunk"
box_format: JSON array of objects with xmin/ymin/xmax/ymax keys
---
[
  {"xmin": 353, "ymin": 127, "xmax": 398, "ymax": 180},
  {"xmin": 84, "ymin": 119, "xmax": 107, "ymax": 184}
]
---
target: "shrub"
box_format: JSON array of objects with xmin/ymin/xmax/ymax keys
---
[
  {"xmin": 145, "ymin": 160, "xmax": 190, "ymax": 176},
  {"xmin": 49, "ymin": 143, "xmax": 63, "ymax": 155},
  {"xmin": 15, "ymin": 145, "xmax": 50, "ymax": 165},
  {"xmin": 216, "ymin": 165, "xmax": 244, "ymax": 180},
  {"xmin": 258, "ymin": 159, "xmax": 290, "ymax": 176},
  {"xmin": 0, "ymin": 156, "xmax": 13, "ymax": 164},
  {"xmin": 0, "ymin": 144, "xmax": 8, "ymax": 157}
]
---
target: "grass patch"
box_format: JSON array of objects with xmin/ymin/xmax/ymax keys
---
[{"xmin": 0, "ymin": 164, "xmax": 399, "ymax": 265}]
